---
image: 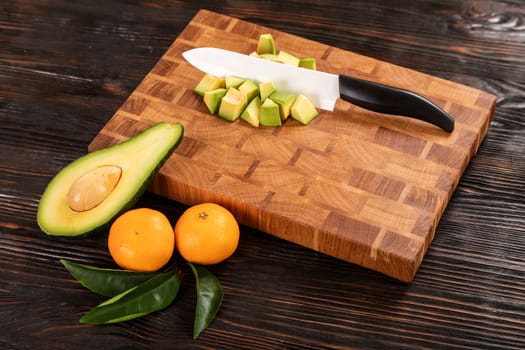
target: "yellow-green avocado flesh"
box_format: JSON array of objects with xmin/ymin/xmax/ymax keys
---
[{"xmin": 37, "ymin": 122, "xmax": 184, "ymax": 237}]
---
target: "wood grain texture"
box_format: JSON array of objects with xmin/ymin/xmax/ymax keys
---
[
  {"xmin": 1, "ymin": 0, "xmax": 524, "ymax": 349},
  {"xmin": 88, "ymin": 10, "xmax": 496, "ymax": 282}
]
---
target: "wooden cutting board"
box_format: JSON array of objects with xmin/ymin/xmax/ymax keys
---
[{"xmin": 89, "ymin": 9, "xmax": 496, "ymax": 282}]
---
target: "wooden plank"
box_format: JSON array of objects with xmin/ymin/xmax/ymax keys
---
[{"xmin": 88, "ymin": 9, "xmax": 496, "ymax": 282}]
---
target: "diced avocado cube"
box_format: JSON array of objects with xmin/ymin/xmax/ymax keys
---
[
  {"xmin": 238, "ymin": 80, "xmax": 260, "ymax": 102},
  {"xmin": 270, "ymin": 91, "xmax": 296, "ymax": 120},
  {"xmin": 203, "ymin": 88, "xmax": 227, "ymax": 114},
  {"xmin": 225, "ymin": 76, "xmax": 245, "ymax": 89},
  {"xmin": 218, "ymin": 88, "xmax": 247, "ymax": 121},
  {"xmin": 256, "ymin": 33, "xmax": 276, "ymax": 55},
  {"xmin": 260, "ymin": 98, "xmax": 281, "ymax": 126},
  {"xmin": 240, "ymin": 96, "xmax": 261, "ymax": 127},
  {"xmin": 277, "ymin": 50, "xmax": 300, "ymax": 66},
  {"xmin": 194, "ymin": 74, "xmax": 225, "ymax": 96},
  {"xmin": 259, "ymin": 81, "xmax": 276, "ymax": 101},
  {"xmin": 291, "ymin": 94, "xmax": 319, "ymax": 125},
  {"xmin": 299, "ymin": 57, "xmax": 317, "ymax": 70}
]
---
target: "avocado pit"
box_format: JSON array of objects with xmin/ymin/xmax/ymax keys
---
[{"xmin": 67, "ymin": 165, "xmax": 122, "ymax": 212}]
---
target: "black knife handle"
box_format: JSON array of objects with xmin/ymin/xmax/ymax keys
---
[{"xmin": 339, "ymin": 75, "xmax": 454, "ymax": 132}]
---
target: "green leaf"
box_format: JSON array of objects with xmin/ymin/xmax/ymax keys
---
[
  {"xmin": 61, "ymin": 259, "xmax": 160, "ymax": 297},
  {"xmin": 188, "ymin": 263, "xmax": 223, "ymax": 339},
  {"xmin": 79, "ymin": 270, "xmax": 180, "ymax": 324}
]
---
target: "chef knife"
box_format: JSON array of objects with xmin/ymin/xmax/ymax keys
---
[{"xmin": 183, "ymin": 47, "xmax": 454, "ymax": 132}]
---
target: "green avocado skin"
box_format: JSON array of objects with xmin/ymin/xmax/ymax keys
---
[{"xmin": 37, "ymin": 122, "xmax": 184, "ymax": 237}]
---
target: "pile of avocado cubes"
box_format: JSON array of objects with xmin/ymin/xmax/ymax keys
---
[{"xmin": 194, "ymin": 34, "xmax": 319, "ymax": 127}]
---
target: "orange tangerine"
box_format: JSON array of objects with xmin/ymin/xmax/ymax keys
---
[
  {"xmin": 174, "ymin": 203, "xmax": 239, "ymax": 265},
  {"xmin": 108, "ymin": 208, "xmax": 174, "ymax": 272}
]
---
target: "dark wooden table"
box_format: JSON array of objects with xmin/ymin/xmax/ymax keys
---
[{"xmin": 1, "ymin": 1, "xmax": 524, "ymax": 349}]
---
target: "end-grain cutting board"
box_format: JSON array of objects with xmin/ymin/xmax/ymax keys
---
[{"xmin": 89, "ymin": 10, "xmax": 496, "ymax": 282}]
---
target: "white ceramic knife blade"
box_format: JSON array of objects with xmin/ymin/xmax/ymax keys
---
[
  {"xmin": 183, "ymin": 47, "xmax": 454, "ymax": 132},
  {"xmin": 183, "ymin": 47, "xmax": 339, "ymax": 111}
]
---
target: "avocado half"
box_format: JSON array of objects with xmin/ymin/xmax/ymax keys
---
[{"xmin": 37, "ymin": 122, "xmax": 184, "ymax": 237}]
